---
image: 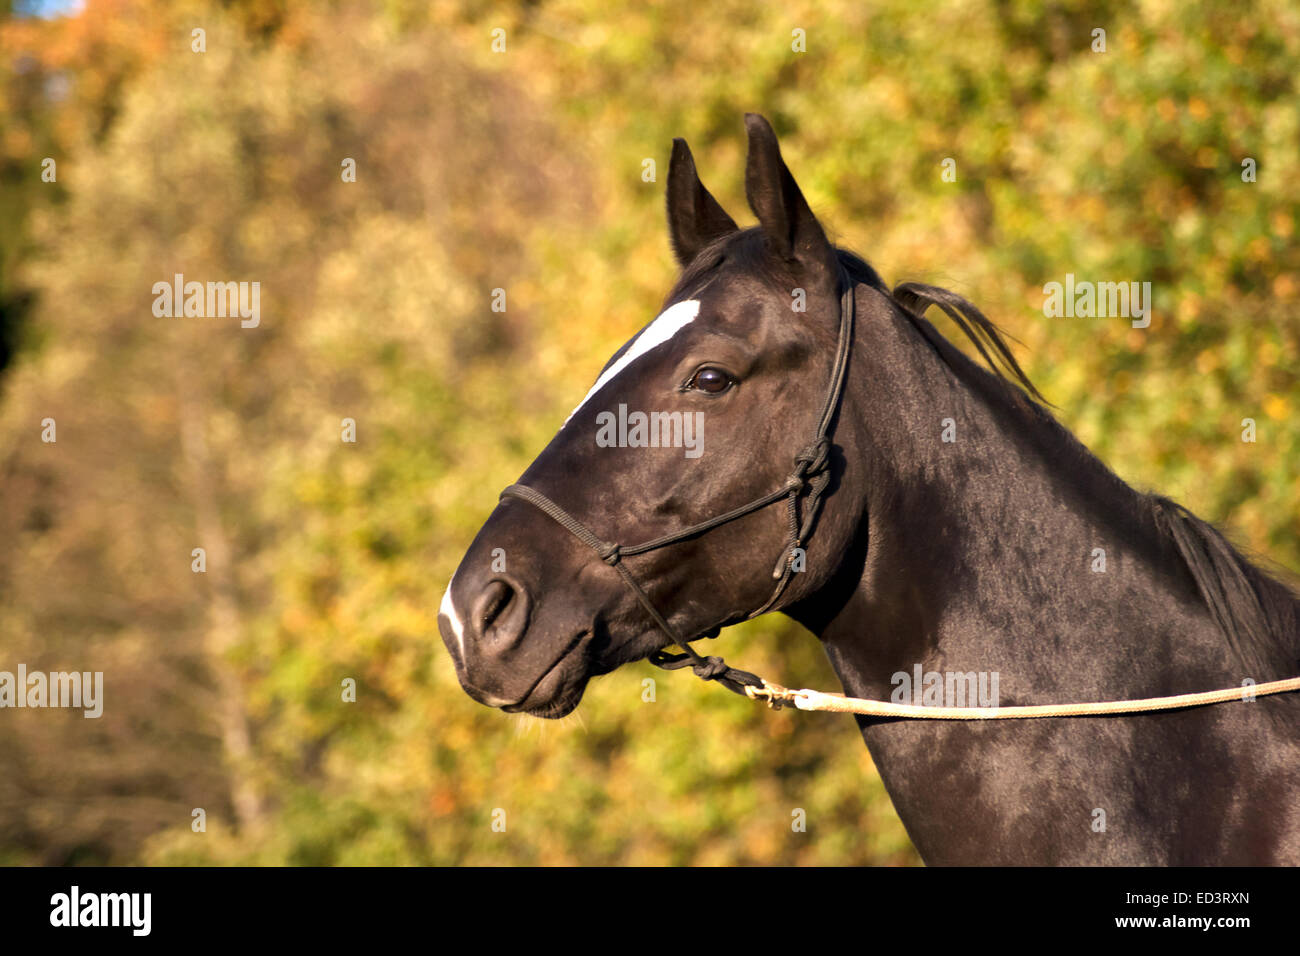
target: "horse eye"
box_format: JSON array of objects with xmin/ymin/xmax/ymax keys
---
[{"xmin": 688, "ymin": 367, "xmax": 733, "ymax": 394}]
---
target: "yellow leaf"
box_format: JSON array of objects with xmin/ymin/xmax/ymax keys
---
[{"xmin": 1263, "ymin": 394, "xmax": 1289, "ymax": 421}]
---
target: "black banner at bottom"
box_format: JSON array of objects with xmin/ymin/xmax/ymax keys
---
[{"xmin": 0, "ymin": 865, "xmax": 1286, "ymax": 942}]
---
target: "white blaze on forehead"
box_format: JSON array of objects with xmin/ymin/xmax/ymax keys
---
[
  {"xmin": 563, "ymin": 299, "xmax": 701, "ymax": 425},
  {"xmin": 439, "ymin": 571, "xmax": 466, "ymax": 659}
]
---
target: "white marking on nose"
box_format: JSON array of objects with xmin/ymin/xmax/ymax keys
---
[
  {"xmin": 564, "ymin": 299, "xmax": 701, "ymax": 425},
  {"xmin": 440, "ymin": 573, "xmax": 512, "ymax": 706},
  {"xmin": 439, "ymin": 572, "xmax": 466, "ymax": 660}
]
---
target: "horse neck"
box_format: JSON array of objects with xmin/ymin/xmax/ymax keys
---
[{"xmin": 795, "ymin": 299, "xmax": 1237, "ymax": 706}]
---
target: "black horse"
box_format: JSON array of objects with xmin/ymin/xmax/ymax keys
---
[{"xmin": 440, "ymin": 114, "xmax": 1300, "ymax": 865}]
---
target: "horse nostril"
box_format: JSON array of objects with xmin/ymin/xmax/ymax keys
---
[
  {"xmin": 477, "ymin": 579, "xmax": 514, "ymax": 634},
  {"xmin": 471, "ymin": 577, "xmax": 529, "ymax": 655}
]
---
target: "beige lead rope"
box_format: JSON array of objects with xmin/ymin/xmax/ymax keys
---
[{"xmin": 744, "ymin": 675, "xmax": 1300, "ymax": 718}]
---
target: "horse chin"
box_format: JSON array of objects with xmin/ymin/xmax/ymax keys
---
[
  {"xmin": 514, "ymin": 691, "xmax": 585, "ymax": 719},
  {"xmin": 499, "ymin": 635, "xmax": 593, "ymax": 718},
  {"xmin": 503, "ymin": 676, "xmax": 588, "ymax": 719}
]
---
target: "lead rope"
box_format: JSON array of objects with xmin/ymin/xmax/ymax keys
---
[{"xmin": 746, "ymin": 675, "xmax": 1300, "ymax": 719}]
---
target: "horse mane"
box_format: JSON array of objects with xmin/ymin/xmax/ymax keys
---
[
  {"xmin": 842, "ymin": 251, "xmax": 1048, "ymax": 405},
  {"xmin": 1148, "ymin": 496, "xmax": 1300, "ymax": 687}
]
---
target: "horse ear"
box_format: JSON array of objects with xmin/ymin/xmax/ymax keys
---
[
  {"xmin": 666, "ymin": 138, "xmax": 738, "ymax": 267},
  {"xmin": 743, "ymin": 113, "xmax": 836, "ymax": 276}
]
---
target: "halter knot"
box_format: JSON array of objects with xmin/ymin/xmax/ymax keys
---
[
  {"xmin": 793, "ymin": 437, "xmax": 831, "ymax": 477},
  {"xmin": 691, "ymin": 655, "xmax": 731, "ymax": 681},
  {"xmin": 598, "ymin": 542, "xmax": 622, "ymax": 565}
]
